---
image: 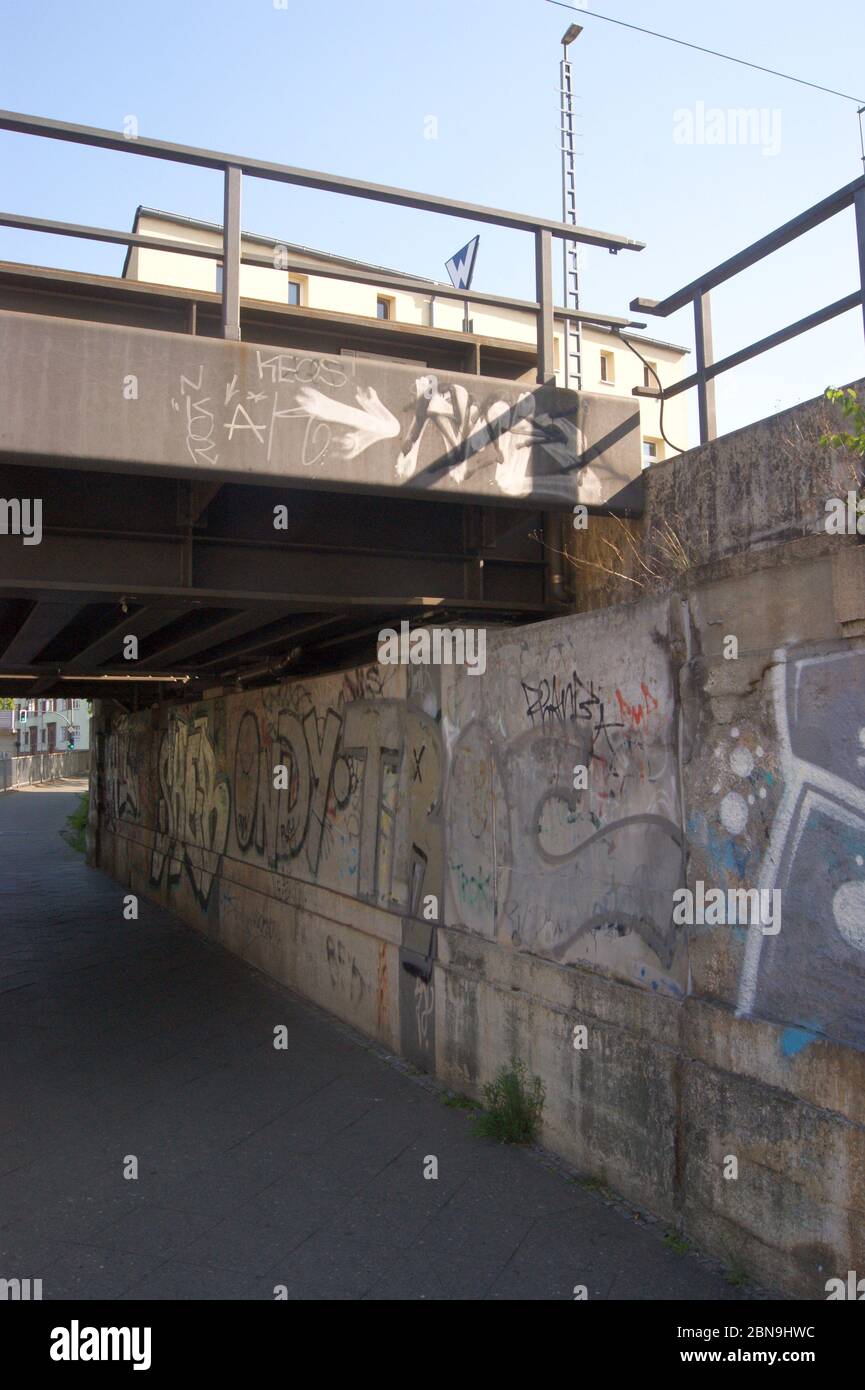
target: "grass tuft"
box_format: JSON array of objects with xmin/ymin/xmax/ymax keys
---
[
  {"xmin": 472, "ymin": 1059, "xmax": 545, "ymax": 1145},
  {"xmin": 63, "ymin": 793, "xmax": 88, "ymax": 854},
  {"xmin": 662, "ymin": 1229, "xmax": 691, "ymax": 1257}
]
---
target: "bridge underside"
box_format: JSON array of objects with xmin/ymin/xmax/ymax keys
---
[
  {"xmin": 0, "ymin": 264, "xmax": 643, "ymax": 702},
  {"xmin": 0, "ymin": 461, "xmax": 552, "ymax": 701}
]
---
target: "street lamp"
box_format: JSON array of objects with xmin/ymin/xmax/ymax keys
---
[{"xmin": 562, "ymin": 23, "xmax": 583, "ymax": 48}]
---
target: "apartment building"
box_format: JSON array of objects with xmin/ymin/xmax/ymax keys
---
[
  {"xmin": 124, "ymin": 208, "xmax": 689, "ymax": 465},
  {"xmin": 14, "ymin": 697, "xmax": 91, "ymax": 754}
]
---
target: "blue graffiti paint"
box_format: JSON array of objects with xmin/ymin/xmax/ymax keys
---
[
  {"xmin": 686, "ymin": 811, "xmax": 707, "ymax": 847},
  {"xmin": 703, "ymin": 822, "xmax": 751, "ymax": 883},
  {"xmin": 780, "ymin": 1025, "xmax": 822, "ymax": 1058}
]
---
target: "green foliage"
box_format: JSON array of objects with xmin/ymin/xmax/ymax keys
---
[
  {"xmin": 472, "ymin": 1059, "xmax": 546, "ymax": 1145},
  {"xmin": 64, "ymin": 793, "xmax": 88, "ymax": 854},
  {"xmin": 441, "ymin": 1090, "xmax": 476, "ymax": 1111},
  {"xmin": 662, "ymin": 1229, "xmax": 691, "ymax": 1257},
  {"xmin": 820, "ymin": 387, "xmax": 865, "ymax": 457}
]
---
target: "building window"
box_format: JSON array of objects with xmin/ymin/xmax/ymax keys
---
[
  {"xmin": 215, "ymin": 264, "xmax": 223, "ymax": 294},
  {"xmin": 642, "ymin": 438, "xmax": 663, "ymax": 468},
  {"xmin": 287, "ymin": 279, "xmax": 302, "ymax": 307},
  {"xmin": 643, "ymin": 361, "xmax": 658, "ymax": 389},
  {"xmin": 599, "ymin": 350, "xmax": 615, "ymax": 384},
  {"xmin": 376, "ymin": 296, "xmax": 394, "ymax": 321}
]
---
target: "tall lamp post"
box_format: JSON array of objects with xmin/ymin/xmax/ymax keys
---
[{"xmin": 560, "ymin": 23, "xmax": 583, "ymax": 390}]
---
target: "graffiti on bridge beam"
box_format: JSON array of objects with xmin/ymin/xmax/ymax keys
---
[
  {"xmin": 171, "ymin": 357, "xmax": 597, "ymax": 500},
  {"xmin": 395, "ymin": 377, "xmax": 589, "ymax": 499}
]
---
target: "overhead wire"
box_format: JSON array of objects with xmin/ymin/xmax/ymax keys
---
[{"xmin": 544, "ymin": 0, "xmax": 865, "ymax": 106}]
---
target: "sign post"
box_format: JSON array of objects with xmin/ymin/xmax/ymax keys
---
[{"xmin": 445, "ymin": 236, "xmax": 480, "ymax": 333}]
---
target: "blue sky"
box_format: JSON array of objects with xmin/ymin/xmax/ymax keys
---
[{"xmin": 1, "ymin": 0, "xmax": 863, "ymax": 439}]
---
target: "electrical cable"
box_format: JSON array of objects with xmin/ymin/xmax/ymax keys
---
[
  {"xmin": 545, "ymin": 0, "xmax": 865, "ymax": 106},
  {"xmin": 547, "ymin": 3, "xmax": 862, "ymax": 457},
  {"xmin": 611, "ymin": 329, "xmax": 689, "ymax": 457}
]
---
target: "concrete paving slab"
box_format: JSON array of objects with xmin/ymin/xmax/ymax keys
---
[{"xmin": 0, "ymin": 780, "xmax": 774, "ymax": 1301}]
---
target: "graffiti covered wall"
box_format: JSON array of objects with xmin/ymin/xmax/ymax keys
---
[
  {"xmin": 98, "ymin": 602, "xmax": 690, "ymax": 1053},
  {"xmin": 441, "ymin": 600, "xmax": 686, "ymax": 995},
  {"xmin": 97, "ymin": 603, "xmax": 865, "ymax": 1056},
  {"xmin": 98, "ymin": 660, "xmax": 444, "ymax": 1065},
  {"xmin": 94, "ymin": 581, "xmax": 865, "ymax": 1298}
]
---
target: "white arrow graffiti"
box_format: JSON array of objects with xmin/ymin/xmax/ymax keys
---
[{"xmin": 294, "ymin": 385, "xmax": 401, "ymax": 460}]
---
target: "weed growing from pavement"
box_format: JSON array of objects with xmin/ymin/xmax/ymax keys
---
[
  {"xmin": 663, "ymin": 1229, "xmax": 692, "ymax": 1257},
  {"xmin": 63, "ymin": 793, "xmax": 88, "ymax": 853},
  {"xmin": 472, "ymin": 1059, "xmax": 546, "ymax": 1145}
]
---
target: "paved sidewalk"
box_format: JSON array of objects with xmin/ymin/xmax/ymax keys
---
[{"xmin": 0, "ymin": 780, "xmax": 765, "ymax": 1301}]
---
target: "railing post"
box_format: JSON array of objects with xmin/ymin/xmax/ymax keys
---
[
  {"xmin": 694, "ymin": 291, "xmax": 717, "ymax": 444},
  {"xmin": 535, "ymin": 227, "xmax": 555, "ymax": 385},
  {"xmin": 221, "ymin": 164, "xmax": 242, "ymax": 342},
  {"xmin": 855, "ymin": 185, "xmax": 865, "ymax": 346}
]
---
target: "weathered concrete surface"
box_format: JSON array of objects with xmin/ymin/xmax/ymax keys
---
[
  {"xmin": 89, "ymin": 384, "xmax": 865, "ymax": 1298},
  {"xmin": 643, "ymin": 379, "xmax": 865, "ymax": 567},
  {"xmin": 0, "ymin": 310, "xmax": 641, "ymax": 508},
  {"xmin": 1, "ymin": 779, "xmax": 758, "ymax": 1301},
  {"xmin": 439, "ymin": 601, "xmax": 685, "ymax": 987},
  {"xmin": 566, "ymin": 380, "xmax": 865, "ymax": 611}
]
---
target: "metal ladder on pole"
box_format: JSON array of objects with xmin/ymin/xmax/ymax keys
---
[{"xmin": 560, "ymin": 53, "xmax": 582, "ymax": 391}]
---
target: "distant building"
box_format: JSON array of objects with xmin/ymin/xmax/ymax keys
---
[
  {"xmin": 125, "ymin": 208, "xmax": 690, "ymax": 466},
  {"xmin": 0, "ymin": 708, "xmax": 16, "ymax": 759},
  {"xmin": 14, "ymin": 698, "xmax": 91, "ymax": 754}
]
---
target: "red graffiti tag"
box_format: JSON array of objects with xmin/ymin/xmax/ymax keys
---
[{"xmin": 615, "ymin": 683, "xmax": 659, "ymax": 730}]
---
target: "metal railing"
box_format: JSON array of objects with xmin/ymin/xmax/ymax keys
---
[
  {"xmin": 631, "ymin": 175, "xmax": 865, "ymax": 444},
  {"xmin": 0, "ymin": 109, "xmax": 647, "ymax": 385},
  {"xmin": 0, "ymin": 748, "xmax": 90, "ymax": 791}
]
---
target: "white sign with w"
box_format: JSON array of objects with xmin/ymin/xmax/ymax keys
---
[{"xmin": 445, "ymin": 236, "xmax": 480, "ymax": 291}]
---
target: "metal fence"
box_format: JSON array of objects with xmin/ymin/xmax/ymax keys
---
[
  {"xmin": 0, "ymin": 109, "xmax": 646, "ymax": 386},
  {"xmin": 0, "ymin": 749, "xmax": 90, "ymax": 791},
  {"xmin": 632, "ymin": 175, "xmax": 865, "ymax": 444},
  {"xmin": 3, "ymin": 110, "xmax": 859, "ymax": 443}
]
